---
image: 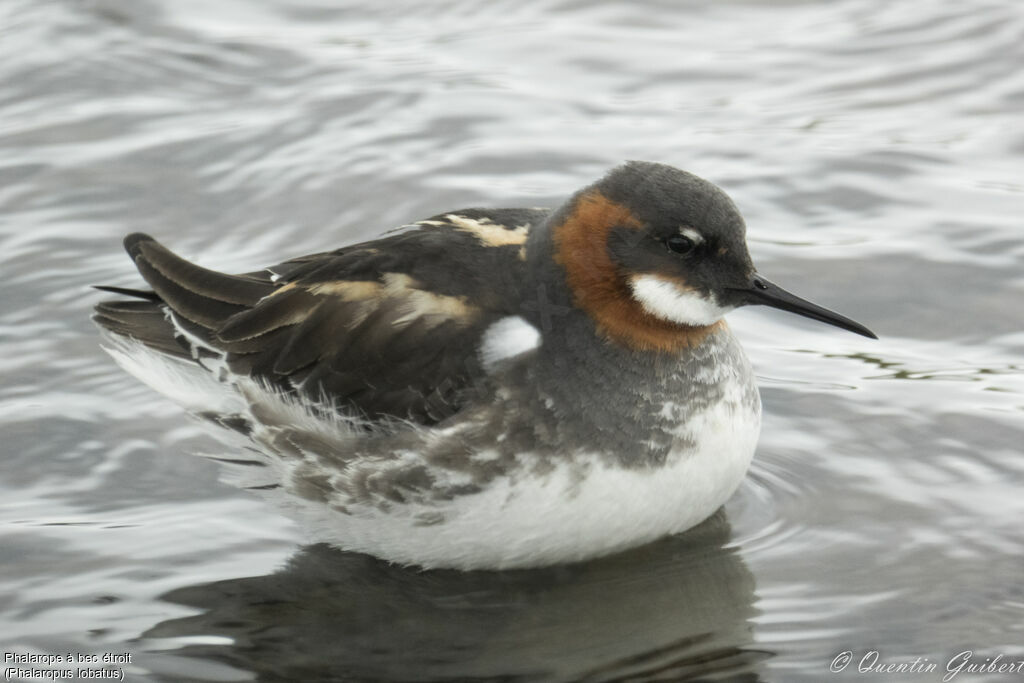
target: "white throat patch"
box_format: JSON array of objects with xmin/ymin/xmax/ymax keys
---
[{"xmin": 629, "ymin": 274, "xmax": 731, "ymax": 326}]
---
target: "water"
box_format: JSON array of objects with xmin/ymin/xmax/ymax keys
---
[{"xmin": 2, "ymin": 0, "xmax": 1023, "ymax": 680}]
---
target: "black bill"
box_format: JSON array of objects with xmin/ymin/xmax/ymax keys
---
[{"xmin": 731, "ymin": 275, "xmax": 877, "ymax": 339}]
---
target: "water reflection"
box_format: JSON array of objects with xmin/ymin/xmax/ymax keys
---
[{"xmin": 148, "ymin": 512, "xmax": 769, "ymax": 682}]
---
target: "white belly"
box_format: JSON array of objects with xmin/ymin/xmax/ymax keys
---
[{"xmin": 305, "ymin": 392, "xmax": 762, "ymax": 570}]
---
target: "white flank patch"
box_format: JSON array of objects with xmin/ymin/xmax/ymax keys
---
[
  {"xmin": 630, "ymin": 274, "xmax": 732, "ymax": 326},
  {"xmin": 101, "ymin": 335, "xmax": 241, "ymax": 415},
  {"xmin": 101, "ymin": 334, "xmax": 375, "ymax": 441},
  {"xmin": 100, "ymin": 333, "xmax": 380, "ymax": 488},
  {"xmin": 478, "ymin": 316, "xmax": 541, "ymax": 370}
]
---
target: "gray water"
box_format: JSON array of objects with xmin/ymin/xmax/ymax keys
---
[{"xmin": 2, "ymin": 1, "xmax": 1023, "ymax": 681}]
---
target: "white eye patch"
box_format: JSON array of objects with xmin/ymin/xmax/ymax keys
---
[
  {"xmin": 629, "ymin": 274, "xmax": 732, "ymax": 326},
  {"xmin": 679, "ymin": 227, "xmax": 704, "ymax": 245}
]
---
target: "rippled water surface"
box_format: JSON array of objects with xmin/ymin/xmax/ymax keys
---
[{"xmin": 3, "ymin": 1, "xmax": 1023, "ymax": 681}]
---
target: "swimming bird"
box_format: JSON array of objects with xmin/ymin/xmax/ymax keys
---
[{"xmin": 94, "ymin": 161, "xmax": 875, "ymax": 570}]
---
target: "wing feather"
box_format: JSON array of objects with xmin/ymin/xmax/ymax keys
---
[{"xmin": 95, "ymin": 209, "xmax": 548, "ymax": 425}]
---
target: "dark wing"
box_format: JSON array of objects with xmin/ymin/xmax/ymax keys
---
[{"xmin": 94, "ymin": 208, "xmax": 548, "ymax": 425}]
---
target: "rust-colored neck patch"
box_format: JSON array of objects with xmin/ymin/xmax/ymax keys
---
[{"xmin": 552, "ymin": 191, "xmax": 721, "ymax": 353}]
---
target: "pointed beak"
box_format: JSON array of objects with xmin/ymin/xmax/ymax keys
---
[{"xmin": 730, "ymin": 275, "xmax": 877, "ymax": 339}]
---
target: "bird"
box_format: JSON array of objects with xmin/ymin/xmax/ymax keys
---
[{"xmin": 93, "ymin": 161, "xmax": 876, "ymax": 570}]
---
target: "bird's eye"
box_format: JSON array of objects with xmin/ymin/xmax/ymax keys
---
[{"xmin": 666, "ymin": 235, "xmax": 696, "ymax": 255}]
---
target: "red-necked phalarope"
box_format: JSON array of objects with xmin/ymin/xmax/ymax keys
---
[{"xmin": 94, "ymin": 161, "xmax": 875, "ymax": 569}]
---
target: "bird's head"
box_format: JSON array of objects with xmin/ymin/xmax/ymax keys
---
[{"xmin": 550, "ymin": 161, "xmax": 875, "ymax": 351}]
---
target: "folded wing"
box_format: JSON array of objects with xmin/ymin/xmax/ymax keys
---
[{"xmin": 94, "ymin": 209, "xmax": 546, "ymax": 425}]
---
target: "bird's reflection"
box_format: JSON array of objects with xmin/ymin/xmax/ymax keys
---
[{"xmin": 146, "ymin": 511, "xmax": 770, "ymax": 682}]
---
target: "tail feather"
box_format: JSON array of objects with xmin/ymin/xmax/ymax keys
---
[
  {"xmin": 125, "ymin": 233, "xmax": 273, "ymax": 306},
  {"xmin": 93, "ymin": 299, "xmax": 188, "ymax": 358},
  {"xmin": 92, "ymin": 285, "xmax": 161, "ymax": 301},
  {"xmin": 132, "ymin": 255, "xmax": 248, "ymax": 329},
  {"xmin": 94, "ymin": 233, "xmax": 277, "ymax": 358}
]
